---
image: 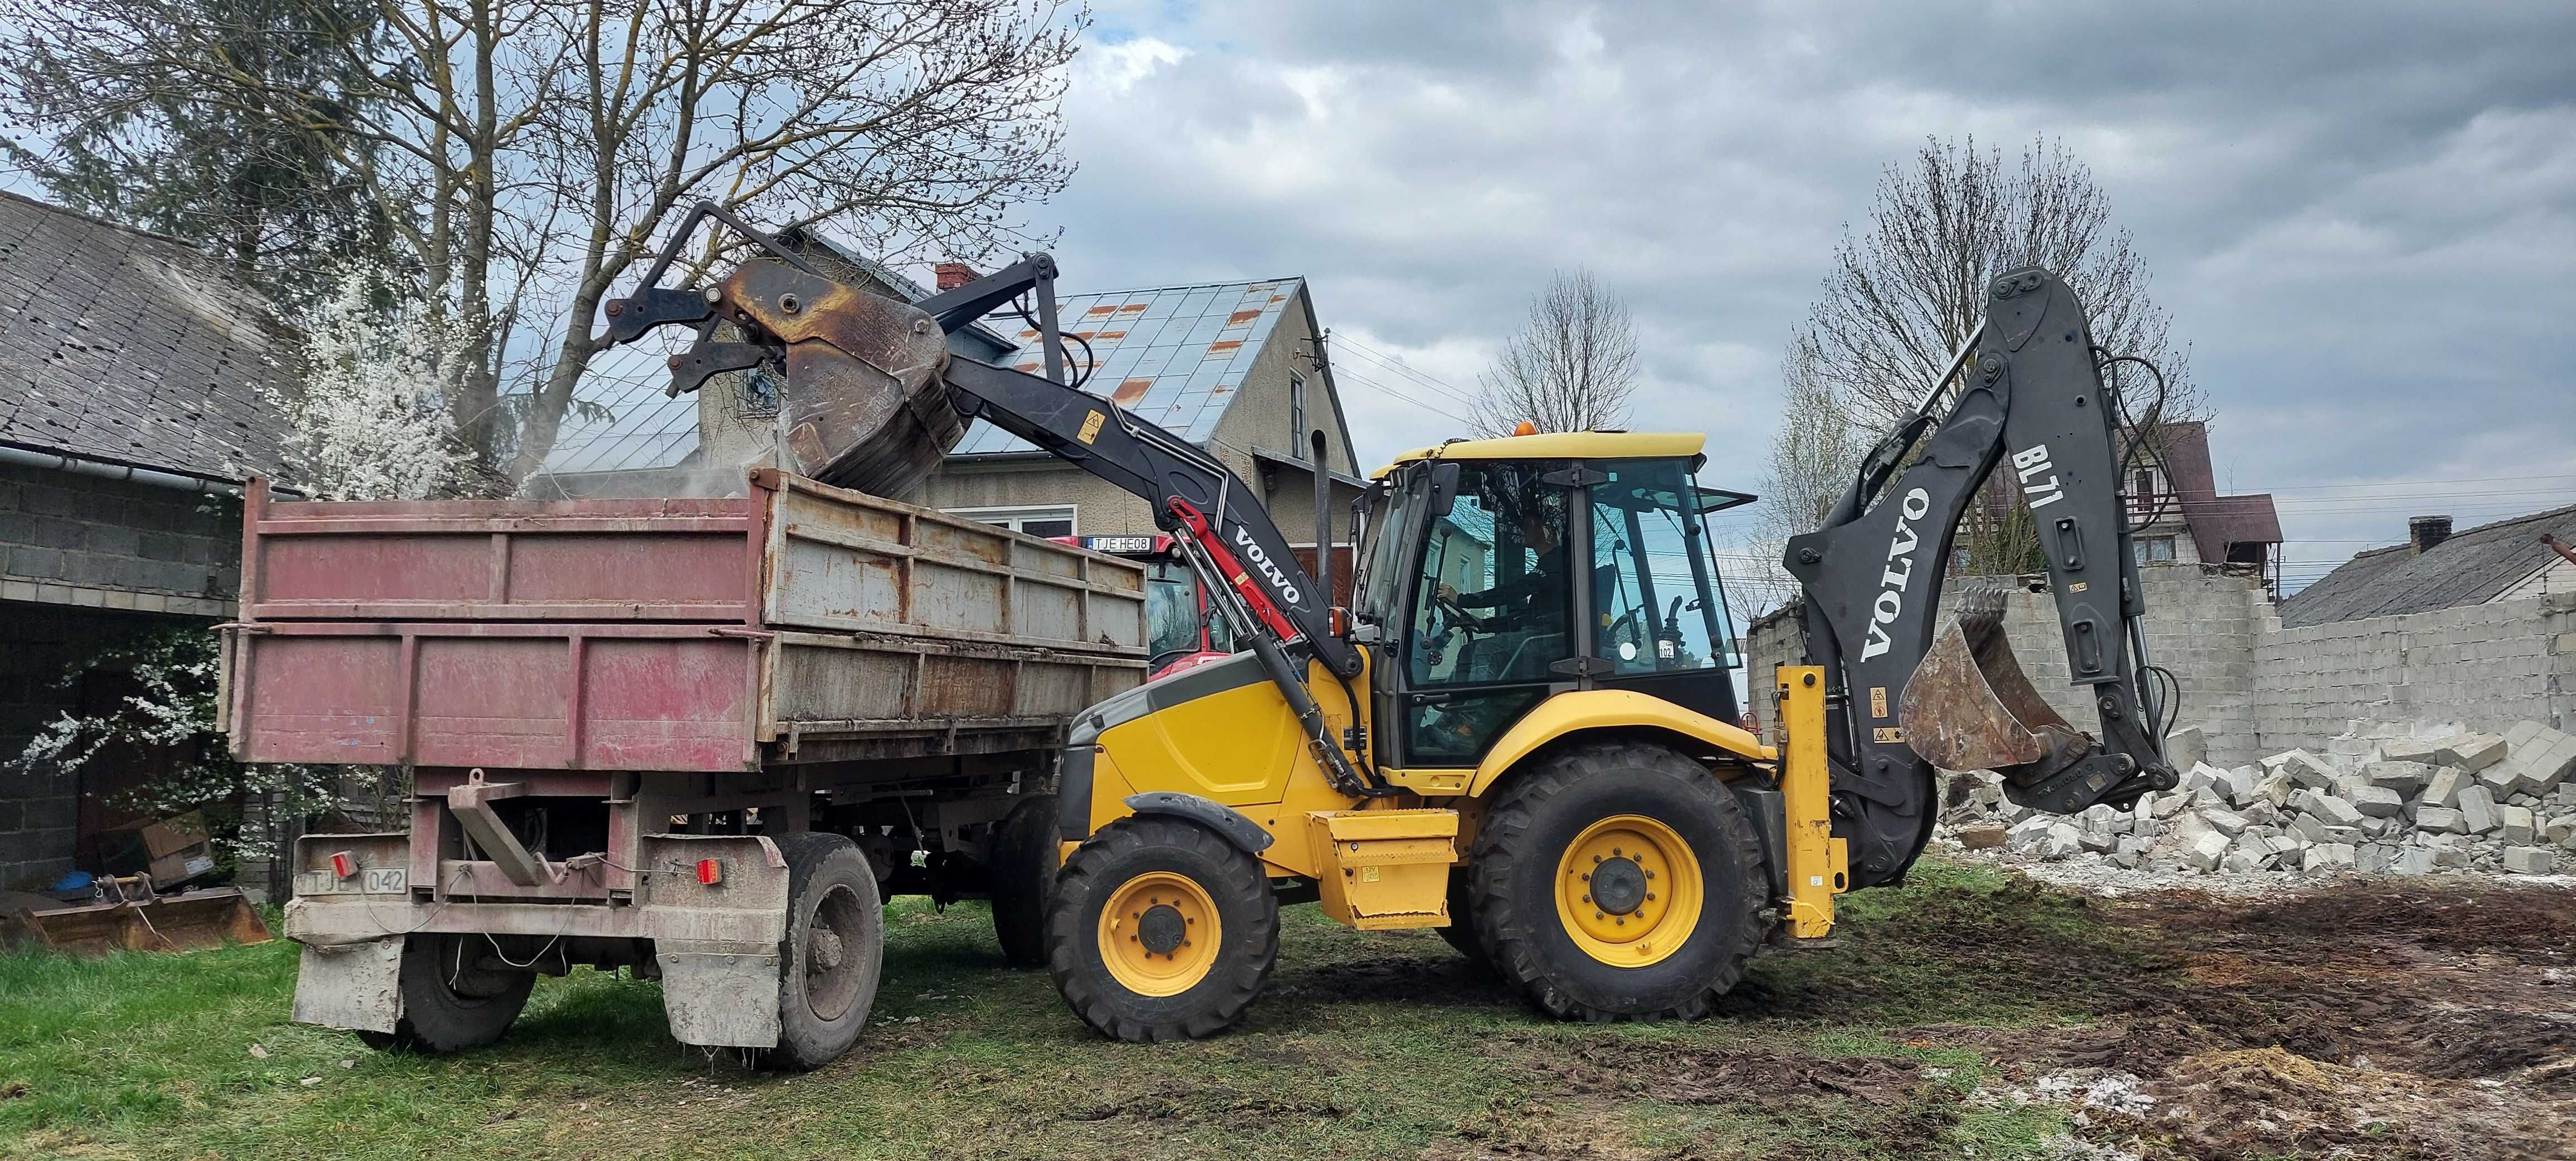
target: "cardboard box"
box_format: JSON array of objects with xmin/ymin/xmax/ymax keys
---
[{"xmin": 139, "ymin": 813, "xmax": 211, "ymax": 860}]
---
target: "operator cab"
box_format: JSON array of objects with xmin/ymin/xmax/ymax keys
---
[
  {"xmin": 1349, "ymin": 432, "xmax": 1754, "ymax": 769},
  {"xmin": 1056, "ymin": 534, "xmax": 1238, "ymax": 678}
]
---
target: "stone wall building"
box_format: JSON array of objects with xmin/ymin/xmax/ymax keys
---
[{"xmin": 0, "ymin": 193, "xmax": 297, "ymax": 887}]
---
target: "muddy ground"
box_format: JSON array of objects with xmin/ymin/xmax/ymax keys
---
[{"xmin": 1494, "ymin": 876, "xmax": 2576, "ymax": 1160}]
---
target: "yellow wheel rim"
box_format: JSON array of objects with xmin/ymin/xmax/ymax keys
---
[
  {"xmin": 1553, "ymin": 814, "xmax": 1702, "ymax": 967},
  {"xmin": 1097, "ymin": 871, "xmax": 1222, "ymax": 997}
]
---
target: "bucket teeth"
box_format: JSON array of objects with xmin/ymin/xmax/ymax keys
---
[{"xmin": 1899, "ymin": 586, "xmax": 2095, "ymax": 780}]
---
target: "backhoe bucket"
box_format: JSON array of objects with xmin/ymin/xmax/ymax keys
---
[
  {"xmin": 2, "ymin": 884, "xmax": 272, "ymax": 956},
  {"xmin": 722, "ymin": 260, "xmax": 965, "ymax": 497},
  {"xmin": 1899, "ymin": 589, "xmax": 2094, "ymax": 774}
]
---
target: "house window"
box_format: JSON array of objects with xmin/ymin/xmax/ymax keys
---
[
  {"xmin": 2134, "ymin": 536, "xmax": 2176, "ymax": 564},
  {"xmin": 1289, "ymin": 372, "xmax": 1309, "ymax": 460},
  {"xmin": 948, "ymin": 505, "xmax": 1077, "ymax": 539}
]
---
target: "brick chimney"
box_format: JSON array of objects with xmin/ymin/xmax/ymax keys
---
[
  {"xmin": 934, "ymin": 262, "xmax": 979, "ymax": 291},
  {"xmin": 2408, "ymin": 514, "xmax": 2453, "ymax": 555}
]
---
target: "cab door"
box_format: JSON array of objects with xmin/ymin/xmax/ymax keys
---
[
  {"xmin": 1579, "ymin": 458, "xmax": 1749, "ymax": 725},
  {"xmin": 1383, "ymin": 460, "xmax": 1580, "ymax": 767}
]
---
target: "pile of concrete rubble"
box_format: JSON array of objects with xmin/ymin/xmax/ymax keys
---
[{"xmin": 1945, "ymin": 720, "xmax": 2576, "ymax": 877}]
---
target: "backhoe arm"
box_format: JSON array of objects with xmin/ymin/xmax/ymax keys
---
[{"xmin": 1782, "ymin": 267, "xmax": 2178, "ymax": 888}]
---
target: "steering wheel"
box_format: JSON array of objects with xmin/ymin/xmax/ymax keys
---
[{"xmin": 1432, "ymin": 589, "xmax": 1489, "ymax": 634}]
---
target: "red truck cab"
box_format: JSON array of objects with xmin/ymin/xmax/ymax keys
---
[{"xmin": 1055, "ymin": 535, "xmax": 1236, "ymax": 678}]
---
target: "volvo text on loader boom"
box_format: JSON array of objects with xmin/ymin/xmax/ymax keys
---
[{"xmin": 601, "ymin": 206, "xmax": 2178, "ymax": 1041}]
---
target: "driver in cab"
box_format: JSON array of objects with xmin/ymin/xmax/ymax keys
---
[{"xmin": 1436, "ymin": 507, "xmax": 1570, "ymax": 640}]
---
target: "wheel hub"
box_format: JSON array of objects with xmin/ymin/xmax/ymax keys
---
[
  {"xmin": 1590, "ymin": 856, "xmax": 1647, "ymax": 914},
  {"xmin": 1137, "ymin": 904, "xmax": 1187, "ymax": 955},
  {"xmin": 810, "ymin": 927, "xmax": 846, "ymax": 972}
]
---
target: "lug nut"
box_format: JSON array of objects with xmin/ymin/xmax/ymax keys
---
[{"xmin": 702, "ymin": 286, "xmax": 723, "ymax": 304}]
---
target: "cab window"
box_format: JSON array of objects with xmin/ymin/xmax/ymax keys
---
[{"xmin": 1588, "ymin": 460, "xmax": 1737, "ymax": 675}]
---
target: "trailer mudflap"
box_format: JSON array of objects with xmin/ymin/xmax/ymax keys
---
[
  {"xmin": 294, "ymin": 938, "xmax": 404, "ymax": 1033},
  {"xmin": 657, "ymin": 947, "xmax": 784, "ymax": 1048}
]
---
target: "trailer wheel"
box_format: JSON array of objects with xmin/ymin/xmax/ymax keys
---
[
  {"xmin": 357, "ymin": 933, "xmax": 535, "ymax": 1053},
  {"xmin": 1046, "ymin": 815, "xmax": 1276, "ymax": 1042},
  {"xmin": 1469, "ymin": 742, "xmax": 1766, "ymax": 1023},
  {"xmin": 767, "ymin": 832, "xmax": 884, "ymax": 1071},
  {"xmin": 988, "ymin": 792, "xmax": 1060, "ymax": 968}
]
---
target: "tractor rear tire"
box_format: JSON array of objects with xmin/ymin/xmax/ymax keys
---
[
  {"xmin": 357, "ymin": 933, "xmax": 535, "ymax": 1054},
  {"xmin": 1046, "ymin": 814, "xmax": 1277, "ymax": 1042},
  {"xmin": 989, "ymin": 792, "xmax": 1060, "ymax": 967},
  {"xmin": 765, "ymin": 832, "xmax": 884, "ymax": 1071},
  {"xmin": 1469, "ymin": 742, "xmax": 1767, "ymax": 1023}
]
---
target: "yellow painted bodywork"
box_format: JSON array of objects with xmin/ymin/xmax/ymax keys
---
[
  {"xmin": 1419, "ymin": 689, "xmax": 1773, "ymax": 799},
  {"xmin": 1305, "ymin": 809, "xmax": 1457, "ymax": 929},
  {"xmin": 1086, "ymin": 656, "xmax": 1372, "ymax": 880},
  {"xmin": 1776, "ymin": 665, "xmax": 1848, "ymax": 938},
  {"xmin": 1373, "ymin": 431, "xmax": 1707, "ymax": 477}
]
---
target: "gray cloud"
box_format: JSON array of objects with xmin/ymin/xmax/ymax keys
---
[{"xmin": 1024, "ymin": 1, "xmax": 2576, "ymax": 591}]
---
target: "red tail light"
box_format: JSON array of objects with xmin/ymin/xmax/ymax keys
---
[
  {"xmin": 329, "ymin": 851, "xmax": 357, "ymax": 879},
  {"xmin": 696, "ymin": 858, "xmax": 723, "ymax": 886}
]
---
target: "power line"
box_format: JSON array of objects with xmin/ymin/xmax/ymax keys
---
[
  {"xmin": 1330, "ymin": 366, "xmax": 1475, "ymax": 427},
  {"xmin": 1330, "ymin": 334, "xmax": 1486, "ymax": 411}
]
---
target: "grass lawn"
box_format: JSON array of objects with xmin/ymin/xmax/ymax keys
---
[{"xmin": 1, "ymin": 859, "xmax": 2091, "ymax": 1160}]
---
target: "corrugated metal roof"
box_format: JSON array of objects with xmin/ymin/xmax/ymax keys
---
[
  {"xmin": 952, "ymin": 277, "xmax": 1302, "ymax": 456},
  {"xmin": 2277, "ymin": 503, "xmax": 2576, "ymax": 628},
  {"xmin": 0, "ymin": 192, "xmax": 296, "ymax": 481}
]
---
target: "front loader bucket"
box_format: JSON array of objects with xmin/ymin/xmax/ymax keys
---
[
  {"xmin": 1899, "ymin": 589, "xmax": 2094, "ymax": 774},
  {"xmin": 723, "ymin": 260, "xmax": 965, "ymax": 497},
  {"xmin": 2, "ymin": 887, "xmax": 272, "ymax": 957}
]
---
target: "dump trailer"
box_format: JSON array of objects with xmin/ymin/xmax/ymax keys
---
[{"xmin": 224, "ymin": 468, "xmax": 1146, "ymax": 1067}]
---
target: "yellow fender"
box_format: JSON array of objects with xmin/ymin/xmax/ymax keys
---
[{"xmin": 1467, "ymin": 689, "xmax": 1775, "ymax": 798}]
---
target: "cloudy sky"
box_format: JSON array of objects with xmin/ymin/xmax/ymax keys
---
[{"xmin": 1017, "ymin": 1, "xmax": 2576, "ymax": 596}]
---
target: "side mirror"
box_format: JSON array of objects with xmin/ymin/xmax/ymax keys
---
[{"xmin": 1426, "ymin": 462, "xmax": 1461, "ymax": 518}]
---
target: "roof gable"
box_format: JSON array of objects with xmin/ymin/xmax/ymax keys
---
[
  {"xmin": 0, "ymin": 192, "xmax": 296, "ymax": 481},
  {"xmin": 2278, "ymin": 503, "xmax": 2576, "ymax": 628},
  {"xmin": 951, "ymin": 277, "xmax": 1304, "ymax": 455}
]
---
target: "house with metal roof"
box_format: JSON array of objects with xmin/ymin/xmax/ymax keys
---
[
  {"xmin": 2277, "ymin": 504, "xmax": 2576, "ymax": 629},
  {"xmin": 911, "ymin": 274, "xmax": 1364, "ymax": 581},
  {"xmin": 0, "ymin": 192, "xmax": 300, "ymax": 886}
]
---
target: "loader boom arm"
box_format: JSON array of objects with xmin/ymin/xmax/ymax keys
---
[{"xmin": 1782, "ymin": 266, "xmax": 2177, "ymax": 889}]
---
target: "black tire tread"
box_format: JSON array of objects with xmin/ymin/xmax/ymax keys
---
[
  {"xmin": 766, "ymin": 831, "xmax": 882, "ymax": 1071},
  {"xmin": 1468, "ymin": 741, "xmax": 1768, "ymax": 1023},
  {"xmin": 989, "ymin": 793, "xmax": 1060, "ymax": 968},
  {"xmin": 366, "ymin": 933, "xmax": 535, "ymax": 1054},
  {"xmin": 1045, "ymin": 814, "xmax": 1277, "ymax": 1042}
]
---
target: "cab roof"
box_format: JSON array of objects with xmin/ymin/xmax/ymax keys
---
[{"xmin": 1371, "ymin": 431, "xmax": 1706, "ymax": 479}]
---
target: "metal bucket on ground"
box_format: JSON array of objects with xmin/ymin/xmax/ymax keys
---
[{"xmin": 1, "ymin": 877, "xmax": 272, "ymax": 955}]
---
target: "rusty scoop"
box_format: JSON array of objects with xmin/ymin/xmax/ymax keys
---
[{"xmin": 1899, "ymin": 587, "xmax": 2096, "ymax": 777}]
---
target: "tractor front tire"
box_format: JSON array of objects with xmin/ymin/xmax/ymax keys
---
[
  {"xmin": 1046, "ymin": 815, "xmax": 1277, "ymax": 1042},
  {"xmin": 989, "ymin": 792, "xmax": 1061, "ymax": 967},
  {"xmin": 1469, "ymin": 742, "xmax": 1767, "ymax": 1023}
]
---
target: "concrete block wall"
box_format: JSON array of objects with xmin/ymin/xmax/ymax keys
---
[
  {"xmin": 0, "ymin": 460, "xmax": 242, "ymax": 614},
  {"xmin": 2252, "ymin": 592, "xmax": 2576, "ymax": 754},
  {"xmin": 1745, "ymin": 563, "xmax": 2274, "ymax": 767}
]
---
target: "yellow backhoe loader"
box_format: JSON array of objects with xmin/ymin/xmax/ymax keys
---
[{"xmin": 602, "ymin": 207, "xmax": 2181, "ymax": 1041}]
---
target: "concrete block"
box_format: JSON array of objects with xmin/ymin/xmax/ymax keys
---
[
  {"xmin": 2458, "ymin": 785, "xmax": 2499, "ymax": 835},
  {"xmin": 2306, "ymin": 794, "xmax": 2365, "ymax": 827},
  {"xmin": 2379, "ymin": 738, "xmax": 2447, "ymax": 764},
  {"xmin": 2421, "ymin": 768, "xmax": 2465, "ymax": 809},
  {"xmin": 2151, "ymin": 792, "xmax": 2189, "ymax": 819},
  {"xmin": 2165, "ymin": 725, "xmax": 2208, "ymax": 772},
  {"xmin": 2041, "ymin": 823, "xmax": 2085, "ymax": 861},
  {"xmin": 2185, "ymin": 829, "xmax": 2231, "ymax": 871},
  {"xmin": 2546, "ymin": 814, "xmax": 2576, "ymax": 849},
  {"xmin": 2349, "ymin": 785, "xmax": 2404, "ymax": 819},
  {"xmin": 2497, "ymin": 805, "xmax": 2536, "ymax": 846},
  {"xmin": 2303, "ymin": 843, "xmax": 2357, "ymax": 872},
  {"xmin": 2363, "ymin": 760, "xmax": 2433, "ymax": 797},
  {"xmin": 1955, "ymin": 823, "xmax": 2007, "ymax": 850},
  {"xmin": 2184, "ymin": 762, "xmax": 2224, "ymax": 793},
  {"xmin": 2255, "ymin": 770, "xmax": 2293, "ymax": 808},
  {"xmin": 2199, "ymin": 808, "xmax": 2250, "ymax": 837},
  {"xmin": 2441, "ymin": 733, "xmax": 2507, "ymax": 772},
  {"xmin": 2393, "ymin": 847, "xmax": 2438, "ymax": 875},
  {"xmin": 2414, "ymin": 806, "xmax": 2467, "ymax": 833},
  {"xmin": 2503, "ymin": 719, "xmax": 2549, "ymax": 752},
  {"xmin": 2502, "ymin": 847, "xmax": 2557, "ymax": 875}
]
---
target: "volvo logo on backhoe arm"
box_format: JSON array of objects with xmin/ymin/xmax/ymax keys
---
[
  {"xmin": 1860, "ymin": 487, "xmax": 1932, "ymax": 661},
  {"xmin": 1232, "ymin": 527, "xmax": 1304, "ymax": 607}
]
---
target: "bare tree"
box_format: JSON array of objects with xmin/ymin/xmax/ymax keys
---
[
  {"xmin": 1768, "ymin": 135, "xmax": 2199, "ymax": 573},
  {"xmin": 5, "ymin": 0, "xmax": 1087, "ymax": 480},
  {"xmin": 1472, "ymin": 267, "xmax": 1641, "ymax": 437},
  {"xmin": 1735, "ymin": 343, "xmax": 1865, "ymax": 619}
]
